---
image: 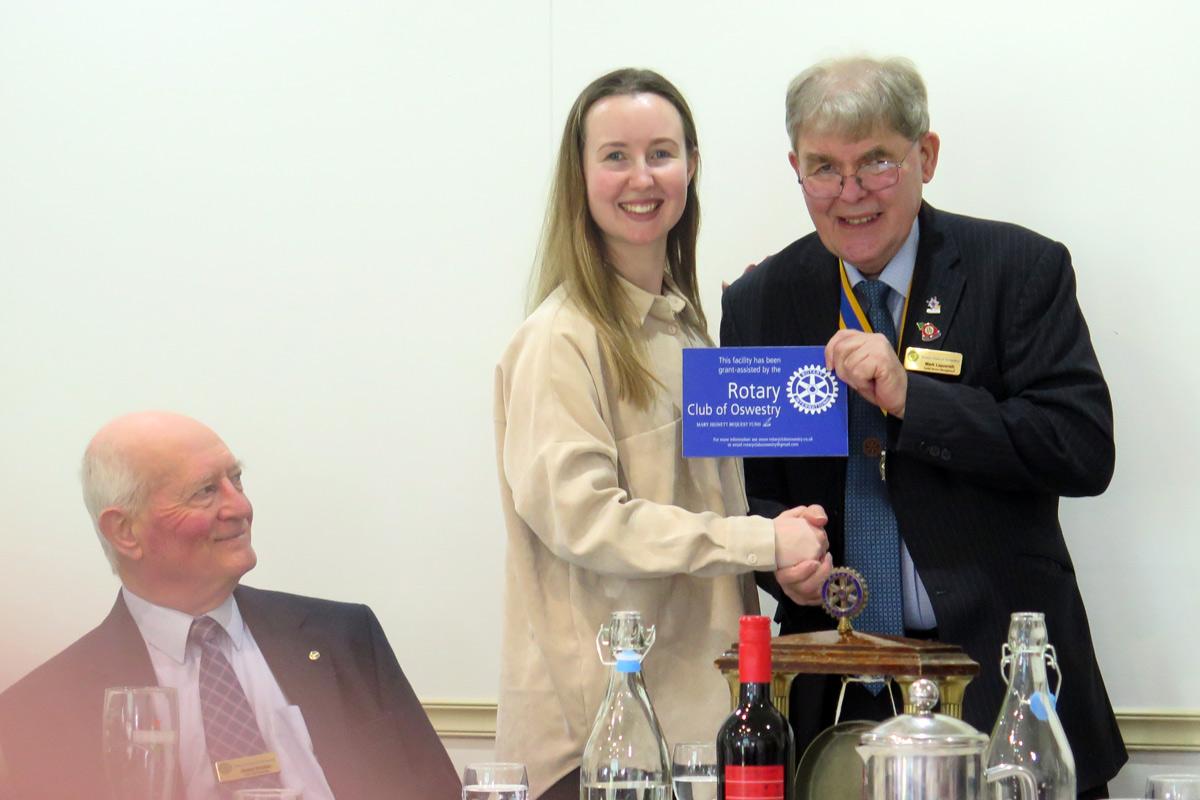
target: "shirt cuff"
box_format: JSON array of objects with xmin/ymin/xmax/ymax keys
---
[{"xmin": 722, "ymin": 514, "xmax": 777, "ymax": 570}]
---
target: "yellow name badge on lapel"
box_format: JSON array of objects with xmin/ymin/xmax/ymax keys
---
[
  {"xmin": 904, "ymin": 347, "xmax": 963, "ymax": 376},
  {"xmin": 214, "ymin": 752, "xmax": 282, "ymax": 783}
]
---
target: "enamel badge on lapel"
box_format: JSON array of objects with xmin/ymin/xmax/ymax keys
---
[
  {"xmin": 925, "ymin": 296, "xmax": 941, "ymax": 314},
  {"xmin": 308, "ymin": 650, "xmax": 321, "ymax": 661},
  {"xmin": 916, "ymin": 321, "xmax": 942, "ymax": 342}
]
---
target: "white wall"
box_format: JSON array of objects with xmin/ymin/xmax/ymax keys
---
[{"xmin": 2, "ymin": 0, "xmax": 1197, "ymax": 733}]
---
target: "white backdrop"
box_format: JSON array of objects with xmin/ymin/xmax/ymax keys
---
[{"xmin": 2, "ymin": 1, "xmax": 1197, "ymax": 720}]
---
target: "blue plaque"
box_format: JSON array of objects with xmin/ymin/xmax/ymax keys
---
[{"xmin": 682, "ymin": 347, "xmax": 848, "ymax": 458}]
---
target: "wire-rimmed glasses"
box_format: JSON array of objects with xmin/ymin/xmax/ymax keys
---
[{"xmin": 799, "ymin": 140, "xmax": 919, "ymax": 199}]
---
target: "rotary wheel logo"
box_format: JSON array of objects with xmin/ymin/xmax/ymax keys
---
[
  {"xmin": 822, "ymin": 567, "xmax": 867, "ymax": 621},
  {"xmin": 786, "ymin": 365, "xmax": 838, "ymax": 415}
]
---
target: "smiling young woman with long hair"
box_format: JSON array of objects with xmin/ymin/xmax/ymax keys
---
[{"xmin": 492, "ymin": 68, "xmax": 829, "ymax": 799}]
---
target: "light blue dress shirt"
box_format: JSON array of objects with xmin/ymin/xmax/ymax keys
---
[{"xmin": 122, "ymin": 587, "xmax": 335, "ymax": 800}]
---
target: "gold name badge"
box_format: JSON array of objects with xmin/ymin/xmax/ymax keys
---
[
  {"xmin": 214, "ymin": 751, "xmax": 282, "ymax": 783},
  {"xmin": 904, "ymin": 346, "xmax": 963, "ymax": 376}
]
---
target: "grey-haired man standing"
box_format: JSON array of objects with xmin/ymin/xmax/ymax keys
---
[{"xmin": 722, "ymin": 57, "xmax": 1125, "ymax": 798}]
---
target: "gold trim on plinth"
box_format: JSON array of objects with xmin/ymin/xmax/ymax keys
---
[
  {"xmin": 894, "ymin": 674, "xmax": 971, "ymax": 719},
  {"xmin": 724, "ymin": 671, "xmax": 739, "ymax": 709},
  {"xmin": 773, "ymin": 673, "xmax": 796, "ymax": 717},
  {"xmin": 723, "ymin": 672, "xmax": 796, "ymax": 716}
]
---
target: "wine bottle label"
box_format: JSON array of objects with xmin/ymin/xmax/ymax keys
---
[{"xmin": 724, "ymin": 765, "xmax": 784, "ymax": 799}]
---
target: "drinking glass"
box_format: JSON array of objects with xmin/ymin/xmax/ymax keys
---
[
  {"xmin": 1147, "ymin": 775, "xmax": 1200, "ymax": 800},
  {"xmin": 672, "ymin": 742, "xmax": 718, "ymax": 800},
  {"xmin": 101, "ymin": 686, "xmax": 179, "ymax": 800},
  {"xmin": 462, "ymin": 762, "xmax": 528, "ymax": 800},
  {"xmin": 233, "ymin": 790, "xmax": 303, "ymax": 799}
]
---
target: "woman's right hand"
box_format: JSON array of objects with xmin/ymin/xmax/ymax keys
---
[{"xmin": 772, "ymin": 504, "xmax": 829, "ymax": 567}]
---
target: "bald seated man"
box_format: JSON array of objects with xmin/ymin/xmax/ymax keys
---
[{"xmin": 0, "ymin": 412, "xmax": 460, "ymax": 799}]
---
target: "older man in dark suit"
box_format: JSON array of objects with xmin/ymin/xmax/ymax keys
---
[
  {"xmin": 0, "ymin": 411, "xmax": 460, "ymax": 799},
  {"xmin": 721, "ymin": 57, "xmax": 1126, "ymax": 798}
]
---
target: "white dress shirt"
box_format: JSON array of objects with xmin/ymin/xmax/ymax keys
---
[
  {"xmin": 843, "ymin": 219, "xmax": 938, "ymax": 631},
  {"xmin": 122, "ymin": 587, "xmax": 335, "ymax": 800}
]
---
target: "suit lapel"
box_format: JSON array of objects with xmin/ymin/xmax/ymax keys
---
[
  {"xmin": 95, "ymin": 593, "xmax": 188, "ymax": 800},
  {"xmin": 94, "ymin": 593, "xmax": 161, "ymax": 687},
  {"xmin": 235, "ymin": 586, "xmax": 354, "ymax": 791},
  {"xmin": 903, "ymin": 203, "xmax": 964, "ymax": 353}
]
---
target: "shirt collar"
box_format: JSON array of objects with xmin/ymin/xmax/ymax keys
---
[
  {"xmin": 614, "ymin": 271, "xmax": 688, "ymax": 324},
  {"xmin": 843, "ymin": 217, "xmax": 920, "ymax": 299},
  {"xmin": 122, "ymin": 586, "xmax": 245, "ymax": 664}
]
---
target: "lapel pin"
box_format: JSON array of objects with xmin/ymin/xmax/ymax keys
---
[
  {"xmin": 308, "ymin": 650, "xmax": 321, "ymax": 661},
  {"xmin": 916, "ymin": 321, "xmax": 942, "ymax": 342},
  {"xmin": 925, "ymin": 296, "xmax": 941, "ymax": 314}
]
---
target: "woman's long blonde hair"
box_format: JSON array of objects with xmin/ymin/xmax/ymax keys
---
[{"xmin": 530, "ymin": 68, "xmax": 707, "ymax": 408}]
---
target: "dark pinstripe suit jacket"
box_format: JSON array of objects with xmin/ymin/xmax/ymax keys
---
[
  {"xmin": 0, "ymin": 586, "xmax": 461, "ymax": 800},
  {"xmin": 721, "ymin": 202, "xmax": 1126, "ymax": 791}
]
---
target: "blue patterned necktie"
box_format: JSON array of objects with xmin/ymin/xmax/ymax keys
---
[
  {"xmin": 189, "ymin": 616, "xmax": 283, "ymax": 796},
  {"xmin": 843, "ymin": 279, "xmax": 904, "ymax": 640}
]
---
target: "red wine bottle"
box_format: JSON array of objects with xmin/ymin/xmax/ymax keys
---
[{"xmin": 717, "ymin": 615, "xmax": 794, "ymax": 800}]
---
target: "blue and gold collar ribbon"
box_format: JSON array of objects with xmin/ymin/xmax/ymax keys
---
[{"xmin": 837, "ymin": 259, "xmax": 911, "ymax": 357}]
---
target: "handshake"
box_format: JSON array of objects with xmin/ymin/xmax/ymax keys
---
[{"xmin": 772, "ymin": 505, "xmax": 832, "ymax": 606}]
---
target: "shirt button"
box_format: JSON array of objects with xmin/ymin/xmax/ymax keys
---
[
  {"xmin": 940, "ymin": 448, "xmax": 951, "ymax": 461},
  {"xmin": 748, "ymin": 553, "xmax": 759, "ymax": 565},
  {"xmin": 928, "ymin": 445, "xmax": 941, "ymax": 458},
  {"xmin": 668, "ymin": 324, "xmax": 678, "ymax": 335}
]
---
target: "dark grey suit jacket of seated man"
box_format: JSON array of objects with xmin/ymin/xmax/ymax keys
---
[{"xmin": 0, "ymin": 584, "xmax": 462, "ymax": 799}]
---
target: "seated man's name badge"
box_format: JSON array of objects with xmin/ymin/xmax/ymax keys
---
[
  {"xmin": 214, "ymin": 752, "xmax": 282, "ymax": 783},
  {"xmin": 683, "ymin": 347, "xmax": 847, "ymax": 457},
  {"xmin": 903, "ymin": 346, "xmax": 963, "ymax": 376}
]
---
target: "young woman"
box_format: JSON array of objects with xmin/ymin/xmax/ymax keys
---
[{"xmin": 492, "ymin": 68, "xmax": 829, "ymax": 799}]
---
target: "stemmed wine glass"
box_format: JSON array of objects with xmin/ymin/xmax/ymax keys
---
[
  {"xmin": 1146, "ymin": 775, "xmax": 1200, "ymax": 800},
  {"xmin": 462, "ymin": 762, "xmax": 529, "ymax": 800},
  {"xmin": 672, "ymin": 742, "xmax": 718, "ymax": 800},
  {"xmin": 101, "ymin": 686, "xmax": 179, "ymax": 800}
]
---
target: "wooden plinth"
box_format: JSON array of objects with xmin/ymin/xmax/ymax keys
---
[{"xmin": 715, "ymin": 629, "xmax": 979, "ymax": 719}]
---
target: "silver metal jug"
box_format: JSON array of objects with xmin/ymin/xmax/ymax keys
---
[{"xmin": 856, "ymin": 679, "xmax": 1036, "ymax": 800}]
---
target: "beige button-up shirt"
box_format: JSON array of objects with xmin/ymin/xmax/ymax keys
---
[{"xmin": 493, "ymin": 276, "xmax": 777, "ymax": 797}]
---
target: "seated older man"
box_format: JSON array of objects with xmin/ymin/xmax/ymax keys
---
[{"xmin": 0, "ymin": 411, "xmax": 460, "ymax": 799}]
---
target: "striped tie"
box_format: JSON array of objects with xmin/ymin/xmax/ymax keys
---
[{"xmin": 190, "ymin": 616, "xmax": 283, "ymax": 796}]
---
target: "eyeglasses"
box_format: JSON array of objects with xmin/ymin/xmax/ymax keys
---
[{"xmin": 799, "ymin": 140, "xmax": 919, "ymax": 199}]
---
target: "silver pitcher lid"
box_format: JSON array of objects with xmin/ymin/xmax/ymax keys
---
[{"xmin": 858, "ymin": 679, "xmax": 988, "ymax": 755}]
